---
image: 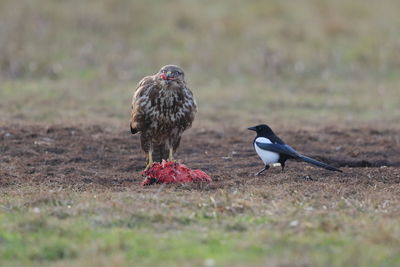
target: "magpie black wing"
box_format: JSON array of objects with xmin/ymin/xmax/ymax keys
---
[
  {"xmin": 255, "ymin": 142, "xmax": 342, "ymax": 172},
  {"xmin": 255, "ymin": 142, "xmax": 300, "ymax": 158}
]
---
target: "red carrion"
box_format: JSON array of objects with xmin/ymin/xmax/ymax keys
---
[{"xmin": 141, "ymin": 160, "xmax": 212, "ymax": 185}]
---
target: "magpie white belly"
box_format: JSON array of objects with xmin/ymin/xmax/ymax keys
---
[{"xmin": 254, "ymin": 137, "xmax": 280, "ymax": 165}]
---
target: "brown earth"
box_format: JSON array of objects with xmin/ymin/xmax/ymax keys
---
[{"xmin": 0, "ymin": 124, "xmax": 399, "ymax": 191}]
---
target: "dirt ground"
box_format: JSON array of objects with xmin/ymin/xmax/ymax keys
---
[{"xmin": 1, "ymin": 123, "xmax": 399, "ymax": 191}]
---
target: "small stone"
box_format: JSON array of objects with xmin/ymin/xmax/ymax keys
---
[
  {"xmin": 289, "ymin": 220, "xmax": 299, "ymax": 227},
  {"xmin": 204, "ymin": 258, "xmax": 215, "ymax": 267},
  {"xmin": 32, "ymin": 207, "xmax": 40, "ymax": 214}
]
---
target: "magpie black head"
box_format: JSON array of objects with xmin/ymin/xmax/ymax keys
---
[{"xmin": 247, "ymin": 124, "xmax": 275, "ymax": 137}]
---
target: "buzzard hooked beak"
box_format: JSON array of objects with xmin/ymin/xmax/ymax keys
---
[{"xmin": 160, "ymin": 73, "xmax": 176, "ymax": 81}]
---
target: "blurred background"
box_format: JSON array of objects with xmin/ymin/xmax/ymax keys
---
[{"xmin": 1, "ymin": 0, "xmax": 399, "ymax": 128}]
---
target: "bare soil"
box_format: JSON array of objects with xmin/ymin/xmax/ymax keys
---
[{"xmin": 1, "ymin": 124, "xmax": 399, "ymax": 191}]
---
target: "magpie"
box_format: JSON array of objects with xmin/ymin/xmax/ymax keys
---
[{"xmin": 248, "ymin": 124, "xmax": 342, "ymax": 176}]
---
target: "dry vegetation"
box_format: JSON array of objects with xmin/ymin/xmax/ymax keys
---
[
  {"xmin": 1, "ymin": 0, "xmax": 400, "ymax": 266},
  {"xmin": 1, "ymin": 0, "xmax": 399, "ymax": 126}
]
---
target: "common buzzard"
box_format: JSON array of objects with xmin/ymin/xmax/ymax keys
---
[{"xmin": 130, "ymin": 65, "xmax": 197, "ymax": 168}]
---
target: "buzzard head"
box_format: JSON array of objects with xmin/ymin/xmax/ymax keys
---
[{"xmin": 157, "ymin": 65, "xmax": 185, "ymax": 88}]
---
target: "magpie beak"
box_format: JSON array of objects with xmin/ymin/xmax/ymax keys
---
[{"xmin": 248, "ymin": 124, "xmax": 342, "ymax": 176}]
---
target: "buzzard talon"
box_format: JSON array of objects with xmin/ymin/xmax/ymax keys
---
[
  {"xmin": 130, "ymin": 65, "xmax": 197, "ymax": 166},
  {"xmin": 168, "ymin": 147, "xmax": 174, "ymax": 162},
  {"xmin": 145, "ymin": 163, "xmax": 154, "ymax": 171},
  {"xmin": 145, "ymin": 151, "xmax": 154, "ymax": 170}
]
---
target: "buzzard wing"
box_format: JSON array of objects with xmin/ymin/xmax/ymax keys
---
[{"xmin": 130, "ymin": 76, "xmax": 155, "ymax": 134}]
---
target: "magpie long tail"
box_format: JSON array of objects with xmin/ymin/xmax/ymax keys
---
[{"xmin": 298, "ymin": 154, "xmax": 342, "ymax": 172}]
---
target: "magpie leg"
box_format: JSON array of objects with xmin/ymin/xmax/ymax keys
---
[
  {"xmin": 281, "ymin": 162, "xmax": 285, "ymax": 172},
  {"xmin": 255, "ymin": 165, "xmax": 270, "ymax": 176}
]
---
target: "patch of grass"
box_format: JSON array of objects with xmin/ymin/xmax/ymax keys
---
[{"xmin": 0, "ymin": 187, "xmax": 399, "ymax": 266}]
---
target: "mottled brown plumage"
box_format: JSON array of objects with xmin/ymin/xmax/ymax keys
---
[{"xmin": 130, "ymin": 65, "xmax": 197, "ymax": 168}]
